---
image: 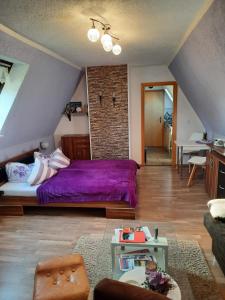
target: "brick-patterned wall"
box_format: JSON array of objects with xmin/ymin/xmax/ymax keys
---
[{"xmin": 87, "ymin": 64, "xmax": 129, "ymax": 159}]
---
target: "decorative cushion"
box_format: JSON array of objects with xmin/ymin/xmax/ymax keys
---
[
  {"xmin": 6, "ymin": 162, "xmax": 34, "ymax": 183},
  {"xmin": 207, "ymin": 199, "xmax": 225, "ymax": 219},
  {"xmin": 49, "ymin": 148, "xmax": 70, "ymax": 169},
  {"xmin": 34, "ymin": 152, "xmax": 51, "ymax": 165},
  {"xmin": 27, "ymin": 158, "xmax": 57, "ymax": 186}
]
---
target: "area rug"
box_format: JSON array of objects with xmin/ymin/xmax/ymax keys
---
[{"xmin": 73, "ymin": 234, "xmax": 221, "ymax": 300}]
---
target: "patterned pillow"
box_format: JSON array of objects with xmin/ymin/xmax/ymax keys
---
[
  {"xmin": 34, "ymin": 151, "xmax": 51, "ymax": 165},
  {"xmin": 48, "ymin": 148, "xmax": 70, "ymax": 169},
  {"xmin": 27, "ymin": 158, "xmax": 57, "ymax": 186},
  {"xmin": 6, "ymin": 162, "xmax": 34, "ymax": 183}
]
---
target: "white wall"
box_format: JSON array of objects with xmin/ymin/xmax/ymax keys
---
[
  {"xmin": 54, "ymin": 74, "xmax": 89, "ymax": 147},
  {"xmin": 0, "ymin": 135, "xmax": 54, "ymax": 162},
  {"xmin": 128, "ymin": 64, "xmax": 204, "ymax": 164}
]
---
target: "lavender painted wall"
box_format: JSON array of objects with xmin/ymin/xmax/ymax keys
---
[
  {"xmin": 0, "ymin": 31, "xmax": 80, "ymax": 152},
  {"xmin": 169, "ymin": 0, "xmax": 225, "ymax": 138}
]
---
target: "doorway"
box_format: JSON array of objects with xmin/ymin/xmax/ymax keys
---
[{"xmin": 141, "ymin": 81, "xmax": 177, "ymax": 166}]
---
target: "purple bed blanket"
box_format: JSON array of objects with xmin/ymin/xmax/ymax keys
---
[{"xmin": 37, "ymin": 160, "xmax": 139, "ymax": 208}]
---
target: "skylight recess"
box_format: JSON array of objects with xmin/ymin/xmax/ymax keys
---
[{"xmin": 0, "ymin": 56, "xmax": 29, "ymax": 134}]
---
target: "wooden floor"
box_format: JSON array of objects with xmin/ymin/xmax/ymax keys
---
[{"xmin": 0, "ymin": 166, "xmax": 224, "ymax": 299}]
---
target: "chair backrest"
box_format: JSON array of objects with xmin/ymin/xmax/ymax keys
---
[{"xmin": 189, "ymin": 132, "xmax": 203, "ymax": 141}]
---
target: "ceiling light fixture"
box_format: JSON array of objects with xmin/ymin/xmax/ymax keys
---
[
  {"xmin": 101, "ymin": 32, "xmax": 112, "ymax": 45},
  {"xmin": 87, "ymin": 18, "xmax": 122, "ymax": 55},
  {"xmin": 103, "ymin": 41, "xmax": 113, "ymax": 52},
  {"xmin": 87, "ymin": 19, "xmax": 100, "ymax": 42},
  {"xmin": 112, "ymin": 44, "xmax": 122, "ymax": 55}
]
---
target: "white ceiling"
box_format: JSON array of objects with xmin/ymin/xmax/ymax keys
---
[{"xmin": 0, "ymin": 0, "xmax": 211, "ymax": 67}]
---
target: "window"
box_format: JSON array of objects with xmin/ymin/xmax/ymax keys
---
[
  {"xmin": 0, "ymin": 56, "xmax": 29, "ymax": 133},
  {"xmin": 0, "ymin": 59, "xmax": 13, "ymax": 94}
]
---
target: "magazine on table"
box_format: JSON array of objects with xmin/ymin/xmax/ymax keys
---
[{"xmin": 119, "ymin": 253, "xmax": 157, "ymax": 271}]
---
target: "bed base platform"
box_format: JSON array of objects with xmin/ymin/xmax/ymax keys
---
[
  {"xmin": 0, "ymin": 205, "xmax": 24, "ymax": 216},
  {"xmin": 0, "ymin": 196, "xmax": 135, "ymax": 219},
  {"xmin": 0, "ymin": 149, "xmax": 136, "ymax": 219}
]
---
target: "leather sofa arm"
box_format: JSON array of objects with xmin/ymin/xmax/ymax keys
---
[{"xmin": 94, "ymin": 278, "xmax": 170, "ymax": 300}]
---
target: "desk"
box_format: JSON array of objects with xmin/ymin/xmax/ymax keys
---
[{"xmin": 175, "ymin": 140, "xmax": 210, "ymax": 176}]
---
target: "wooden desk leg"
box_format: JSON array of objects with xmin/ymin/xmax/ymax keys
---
[
  {"xmin": 176, "ymin": 146, "xmax": 180, "ymax": 171},
  {"xmin": 180, "ymin": 146, "xmax": 183, "ymax": 177}
]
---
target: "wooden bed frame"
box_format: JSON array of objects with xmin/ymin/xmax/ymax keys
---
[{"xmin": 0, "ymin": 149, "xmax": 135, "ymax": 219}]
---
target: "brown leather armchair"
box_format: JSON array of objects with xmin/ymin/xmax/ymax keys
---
[{"xmin": 94, "ymin": 278, "xmax": 170, "ymax": 300}]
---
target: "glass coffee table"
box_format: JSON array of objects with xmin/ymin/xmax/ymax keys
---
[
  {"xmin": 111, "ymin": 232, "xmax": 168, "ymax": 279},
  {"xmin": 96, "ymin": 221, "xmax": 194, "ymax": 300},
  {"xmin": 110, "ymin": 229, "xmax": 181, "ymax": 300}
]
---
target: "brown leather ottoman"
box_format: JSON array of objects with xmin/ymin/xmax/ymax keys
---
[{"xmin": 33, "ymin": 254, "xmax": 90, "ymax": 300}]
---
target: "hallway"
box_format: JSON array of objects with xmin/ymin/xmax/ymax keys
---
[{"xmin": 145, "ymin": 146, "xmax": 172, "ymax": 165}]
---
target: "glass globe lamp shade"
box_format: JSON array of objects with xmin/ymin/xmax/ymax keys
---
[
  {"xmin": 87, "ymin": 27, "xmax": 100, "ymax": 42},
  {"xmin": 101, "ymin": 33, "xmax": 112, "ymax": 45},
  {"xmin": 103, "ymin": 41, "xmax": 113, "ymax": 52},
  {"xmin": 112, "ymin": 44, "xmax": 122, "ymax": 55}
]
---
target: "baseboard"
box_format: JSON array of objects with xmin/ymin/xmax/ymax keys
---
[{"xmin": 106, "ymin": 208, "xmax": 135, "ymax": 219}]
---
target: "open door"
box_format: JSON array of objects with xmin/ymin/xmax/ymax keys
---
[
  {"xmin": 144, "ymin": 90, "xmax": 164, "ymax": 147},
  {"xmin": 141, "ymin": 81, "xmax": 177, "ymax": 166}
]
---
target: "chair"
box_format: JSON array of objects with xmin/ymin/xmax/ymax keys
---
[
  {"xmin": 187, "ymin": 156, "xmax": 206, "ymax": 187},
  {"xmin": 94, "ymin": 278, "xmax": 170, "ymax": 300},
  {"xmin": 33, "ymin": 254, "xmax": 90, "ymax": 300},
  {"xmin": 182, "ymin": 132, "xmax": 204, "ymax": 156}
]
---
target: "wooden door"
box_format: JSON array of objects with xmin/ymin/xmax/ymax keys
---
[
  {"xmin": 144, "ymin": 91, "xmax": 164, "ymax": 147},
  {"xmin": 205, "ymin": 152, "xmax": 219, "ymax": 198}
]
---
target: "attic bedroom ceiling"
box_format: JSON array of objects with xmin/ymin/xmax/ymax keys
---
[{"xmin": 0, "ymin": 0, "xmax": 212, "ymax": 67}]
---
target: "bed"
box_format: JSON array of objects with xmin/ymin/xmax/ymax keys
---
[{"xmin": 0, "ymin": 149, "xmax": 138, "ymax": 219}]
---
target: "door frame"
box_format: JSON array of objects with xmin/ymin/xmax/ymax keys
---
[{"xmin": 141, "ymin": 81, "xmax": 177, "ymax": 165}]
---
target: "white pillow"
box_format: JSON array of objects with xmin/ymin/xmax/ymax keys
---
[
  {"xmin": 6, "ymin": 162, "xmax": 34, "ymax": 183},
  {"xmin": 27, "ymin": 158, "xmax": 57, "ymax": 186},
  {"xmin": 207, "ymin": 199, "xmax": 225, "ymax": 219},
  {"xmin": 48, "ymin": 148, "xmax": 70, "ymax": 169}
]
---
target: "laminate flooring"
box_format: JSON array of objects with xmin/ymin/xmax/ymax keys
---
[{"xmin": 0, "ymin": 166, "xmax": 224, "ymax": 300}]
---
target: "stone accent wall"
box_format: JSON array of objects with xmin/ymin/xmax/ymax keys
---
[{"xmin": 87, "ymin": 64, "xmax": 129, "ymax": 159}]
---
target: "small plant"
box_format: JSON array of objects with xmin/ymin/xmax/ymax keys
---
[{"xmin": 142, "ymin": 261, "xmax": 173, "ymax": 295}]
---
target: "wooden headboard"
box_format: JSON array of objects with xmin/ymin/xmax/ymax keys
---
[{"xmin": 0, "ymin": 148, "xmax": 38, "ymax": 184}]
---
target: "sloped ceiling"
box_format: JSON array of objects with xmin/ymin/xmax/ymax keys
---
[
  {"xmin": 0, "ymin": 0, "xmax": 211, "ymax": 66},
  {"xmin": 0, "ymin": 30, "xmax": 80, "ymax": 149},
  {"xmin": 169, "ymin": 0, "xmax": 225, "ymax": 137}
]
